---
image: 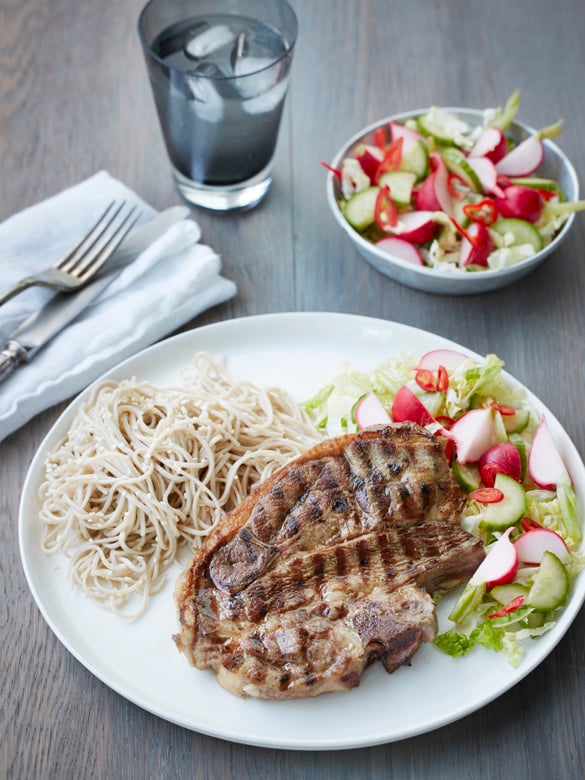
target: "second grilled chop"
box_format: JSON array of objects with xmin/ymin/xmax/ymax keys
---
[{"xmin": 174, "ymin": 422, "xmax": 485, "ymax": 699}]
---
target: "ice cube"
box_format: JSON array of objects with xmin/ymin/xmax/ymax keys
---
[
  {"xmin": 242, "ymin": 77, "xmax": 289, "ymax": 116},
  {"xmin": 157, "ymin": 21, "xmax": 208, "ymax": 59},
  {"xmin": 232, "ymin": 56, "xmax": 278, "ymax": 100},
  {"xmin": 184, "ymin": 24, "xmax": 235, "ymax": 60},
  {"xmin": 187, "ymin": 63, "xmax": 225, "ymax": 122},
  {"xmin": 232, "ymin": 55, "xmax": 275, "ymax": 78}
]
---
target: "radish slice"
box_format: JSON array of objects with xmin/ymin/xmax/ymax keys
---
[
  {"xmin": 356, "ymin": 144, "xmax": 384, "ymax": 179},
  {"xmin": 514, "ymin": 528, "xmax": 570, "ymax": 565},
  {"xmin": 446, "ymin": 408, "xmax": 497, "ymax": 463},
  {"xmin": 469, "ymin": 127, "xmax": 507, "ymax": 163},
  {"xmin": 391, "ymin": 386, "xmax": 434, "ymax": 426},
  {"xmin": 375, "ymin": 237, "xmax": 424, "ymax": 265},
  {"xmin": 415, "ymin": 168, "xmax": 442, "ymax": 212},
  {"xmin": 528, "ymin": 416, "xmax": 571, "ymax": 489},
  {"xmin": 495, "ymin": 185, "xmax": 543, "ymax": 223},
  {"xmin": 479, "ymin": 442, "xmax": 522, "ymax": 487},
  {"xmin": 495, "ymin": 135, "xmax": 544, "ymax": 177},
  {"xmin": 459, "ymin": 222, "xmax": 494, "ymax": 268},
  {"xmin": 430, "ymin": 153, "xmax": 453, "ymax": 216},
  {"xmin": 415, "ymin": 153, "xmax": 453, "ymax": 216},
  {"xmin": 391, "ymin": 211, "xmax": 439, "ymax": 243},
  {"xmin": 470, "ymin": 528, "xmax": 518, "ymax": 588},
  {"xmin": 466, "ymin": 156, "xmax": 505, "ymax": 197},
  {"xmin": 417, "ymin": 348, "xmax": 468, "ymax": 372},
  {"xmin": 389, "ymin": 120, "xmax": 423, "ymax": 154},
  {"xmin": 354, "ymin": 393, "xmax": 392, "ymax": 429}
]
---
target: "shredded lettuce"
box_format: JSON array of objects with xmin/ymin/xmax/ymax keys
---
[
  {"xmin": 301, "ymin": 351, "xmax": 530, "ymax": 438},
  {"xmin": 302, "ymin": 355, "xmax": 416, "ymax": 436},
  {"xmin": 527, "ymin": 484, "xmax": 582, "ymax": 546},
  {"xmin": 435, "ymin": 606, "xmax": 556, "ymax": 667},
  {"xmin": 302, "ymin": 351, "xmax": 583, "ymax": 666}
]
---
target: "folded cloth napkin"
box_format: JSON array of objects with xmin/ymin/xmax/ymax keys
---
[{"xmin": 0, "ymin": 170, "xmax": 236, "ymax": 442}]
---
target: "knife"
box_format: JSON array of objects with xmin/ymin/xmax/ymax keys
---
[{"xmin": 0, "ymin": 205, "xmax": 189, "ymax": 382}]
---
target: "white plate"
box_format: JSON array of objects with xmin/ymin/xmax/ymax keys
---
[{"xmin": 19, "ymin": 312, "xmax": 585, "ymax": 750}]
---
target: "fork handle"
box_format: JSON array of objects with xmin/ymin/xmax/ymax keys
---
[
  {"xmin": 0, "ymin": 277, "xmax": 36, "ymax": 307},
  {"xmin": 0, "ymin": 340, "xmax": 29, "ymax": 383}
]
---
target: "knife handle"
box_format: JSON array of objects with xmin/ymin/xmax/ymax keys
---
[{"xmin": 0, "ymin": 340, "xmax": 29, "ymax": 382}]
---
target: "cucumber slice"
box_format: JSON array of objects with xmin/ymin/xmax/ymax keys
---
[
  {"xmin": 527, "ymin": 551, "xmax": 569, "ymax": 612},
  {"xmin": 448, "ymin": 581, "xmax": 486, "ymax": 623},
  {"xmin": 491, "ymin": 218, "xmax": 544, "ymax": 253},
  {"xmin": 479, "ymin": 472, "xmax": 526, "ymax": 532},
  {"xmin": 526, "ymin": 611, "xmax": 546, "ymax": 628},
  {"xmin": 417, "ymin": 108, "xmax": 469, "ymax": 146},
  {"xmin": 399, "ymin": 139, "xmax": 429, "ymax": 180},
  {"xmin": 440, "ymin": 148, "xmax": 483, "ymax": 193},
  {"xmin": 510, "ymin": 177, "xmax": 563, "ymax": 198},
  {"xmin": 378, "ymin": 171, "xmax": 417, "ymax": 206},
  {"xmin": 508, "ymin": 433, "xmax": 527, "ymax": 481},
  {"xmin": 503, "ymin": 408, "xmax": 531, "ymax": 434},
  {"xmin": 452, "ymin": 198, "xmax": 471, "ymax": 227},
  {"xmin": 452, "ymin": 460, "xmax": 481, "ymax": 493},
  {"xmin": 490, "ymin": 582, "xmax": 529, "ymax": 605},
  {"xmin": 342, "ymin": 187, "xmax": 379, "ymax": 231}
]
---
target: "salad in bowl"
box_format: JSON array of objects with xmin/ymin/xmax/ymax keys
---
[{"xmin": 324, "ymin": 92, "xmax": 583, "ymax": 294}]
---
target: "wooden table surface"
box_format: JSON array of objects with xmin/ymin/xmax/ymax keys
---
[{"xmin": 2, "ymin": 0, "xmax": 585, "ymax": 777}]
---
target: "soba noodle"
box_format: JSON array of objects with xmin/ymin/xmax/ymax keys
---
[{"xmin": 39, "ymin": 352, "xmax": 322, "ymax": 618}]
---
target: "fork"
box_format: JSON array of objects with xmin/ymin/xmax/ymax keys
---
[{"xmin": 0, "ymin": 200, "xmax": 141, "ymax": 307}]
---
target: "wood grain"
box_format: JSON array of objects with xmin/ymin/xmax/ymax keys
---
[{"xmin": 2, "ymin": 0, "xmax": 585, "ymax": 777}]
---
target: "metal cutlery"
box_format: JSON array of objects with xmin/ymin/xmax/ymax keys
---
[
  {"xmin": 0, "ymin": 205, "xmax": 189, "ymax": 383},
  {"xmin": 0, "ymin": 200, "xmax": 140, "ymax": 307}
]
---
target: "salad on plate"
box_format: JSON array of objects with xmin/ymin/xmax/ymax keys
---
[
  {"xmin": 324, "ymin": 91, "xmax": 585, "ymax": 273},
  {"xmin": 303, "ymin": 348, "xmax": 583, "ymax": 665}
]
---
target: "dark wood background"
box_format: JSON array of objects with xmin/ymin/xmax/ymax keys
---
[{"xmin": 1, "ymin": 1, "xmax": 584, "ymax": 777}]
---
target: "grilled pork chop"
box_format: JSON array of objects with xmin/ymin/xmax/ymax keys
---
[{"xmin": 174, "ymin": 422, "xmax": 484, "ymax": 699}]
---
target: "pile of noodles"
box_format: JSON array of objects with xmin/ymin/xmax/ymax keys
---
[{"xmin": 39, "ymin": 352, "xmax": 321, "ymax": 618}]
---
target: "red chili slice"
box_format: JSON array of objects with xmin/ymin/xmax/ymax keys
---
[
  {"xmin": 489, "ymin": 401, "xmax": 516, "ymax": 416},
  {"xmin": 374, "ymin": 127, "xmax": 387, "ymax": 151},
  {"xmin": 488, "ymin": 595, "xmax": 526, "ymax": 619},
  {"xmin": 538, "ymin": 188, "xmax": 557, "ymax": 202},
  {"xmin": 469, "ymin": 487, "xmax": 504, "ymax": 504},
  {"xmin": 319, "ymin": 161, "xmax": 342, "ymax": 181},
  {"xmin": 447, "ymin": 173, "xmax": 469, "ymax": 200},
  {"xmin": 521, "ymin": 517, "xmax": 543, "ymax": 532},
  {"xmin": 415, "ymin": 365, "xmax": 449, "ymax": 394},
  {"xmin": 414, "ymin": 368, "xmax": 438, "ymax": 392},
  {"xmin": 374, "ymin": 185, "xmax": 398, "ymax": 231},
  {"xmin": 437, "ymin": 365, "xmax": 449, "ymax": 394},
  {"xmin": 449, "ymin": 215, "xmax": 478, "ymax": 247},
  {"xmin": 462, "ymin": 199, "xmax": 498, "ymax": 227},
  {"xmin": 480, "ymin": 462, "xmax": 505, "ymax": 488},
  {"xmin": 374, "ymin": 137, "xmax": 404, "ymax": 183}
]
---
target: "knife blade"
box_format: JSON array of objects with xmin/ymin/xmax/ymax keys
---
[{"xmin": 0, "ymin": 205, "xmax": 189, "ymax": 382}]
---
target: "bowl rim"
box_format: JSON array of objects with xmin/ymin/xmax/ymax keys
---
[{"xmin": 326, "ymin": 107, "xmax": 579, "ymax": 284}]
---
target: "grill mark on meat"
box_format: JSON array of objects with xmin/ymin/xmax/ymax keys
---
[
  {"xmin": 209, "ymin": 456, "xmax": 364, "ymax": 594},
  {"xmin": 174, "ymin": 423, "xmax": 483, "ymax": 700},
  {"xmin": 199, "ymin": 523, "xmax": 483, "ymax": 628}
]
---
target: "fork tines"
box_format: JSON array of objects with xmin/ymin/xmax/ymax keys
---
[{"xmin": 58, "ymin": 201, "xmax": 141, "ymax": 280}]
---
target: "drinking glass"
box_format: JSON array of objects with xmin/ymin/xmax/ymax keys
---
[{"xmin": 138, "ymin": 0, "xmax": 298, "ymax": 211}]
